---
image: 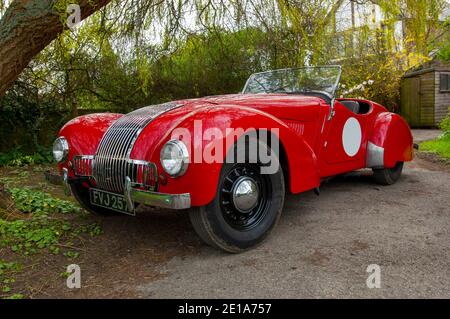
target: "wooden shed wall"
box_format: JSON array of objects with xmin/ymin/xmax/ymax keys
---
[
  {"xmin": 418, "ymin": 72, "xmax": 435, "ymax": 126},
  {"xmin": 401, "ymin": 77, "xmax": 421, "ymax": 126},
  {"xmin": 435, "ymin": 72, "xmax": 450, "ymax": 125},
  {"xmin": 401, "ymin": 72, "xmax": 435, "ymax": 127}
]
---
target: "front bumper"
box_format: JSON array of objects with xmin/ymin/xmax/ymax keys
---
[
  {"xmin": 124, "ymin": 176, "xmax": 191, "ymax": 210},
  {"xmin": 45, "ymin": 169, "xmax": 191, "ymax": 211}
]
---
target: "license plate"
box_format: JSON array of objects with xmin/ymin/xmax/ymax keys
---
[{"xmin": 89, "ymin": 188, "xmax": 134, "ymax": 216}]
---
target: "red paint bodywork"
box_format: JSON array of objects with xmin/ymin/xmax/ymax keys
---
[{"xmin": 58, "ymin": 94, "xmax": 414, "ymax": 207}]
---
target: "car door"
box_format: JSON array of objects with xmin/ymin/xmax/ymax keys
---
[{"xmin": 319, "ymin": 101, "xmax": 368, "ymax": 175}]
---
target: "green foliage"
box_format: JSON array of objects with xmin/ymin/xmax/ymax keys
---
[
  {"xmin": 0, "ymin": 188, "xmax": 80, "ymax": 255},
  {"xmin": 0, "ymin": 88, "xmax": 69, "ymax": 153},
  {"xmin": 147, "ymin": 29, "xmax": 270, "ymax": 102},
  {"xmin": 421, "ymin": 132, "xmax": 450, "ymax": 159},
  {"xmin": 0, "ymin": 188, "xmax": 100, "ymax": 256},
  {"xmin": 5, "ymin": 293, "xmax": 25, "ymax": 299},
  {"xmin": 338, "ymin": 55, "xmax": 404, "ymax": 111},
  {"xmin": 439, "ymin": 109, "xmax": 450, "ymax": 133},
  {"xmin": 420, "ymin": 110, "xmax": 450, "ymax": 159},
  {"xmin": 436, "ymin": 17, "xmax": 450, "ymax": 62},
  {"xmin": 437, "ymin": 42, "xmax": 450, "ymax": 62},
  {"xmin": 9, "ymin": 188, "xmax": 80, "ymax": 215},
  {"xmin": 0, "ymin": 147, "xmax": 53, "ymax": 167},
  {"xmin": 0, "ymin": 260, "xmax": 21, "ymax": 277},
  {"xmin": 64, "ymin": 251, "xmax": 80, "ymax": 259},
  {"xmin": 0, "ymin": 184, "xmax": 102, "ymax": 299},
  {"xmin": 0, "ymin": 260, "xmax": 22, "ymax": 299}
]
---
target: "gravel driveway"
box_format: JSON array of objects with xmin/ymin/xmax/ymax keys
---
[{"xmin": 134, "ymin": 130, "xmax": 449, "ymax": 298}]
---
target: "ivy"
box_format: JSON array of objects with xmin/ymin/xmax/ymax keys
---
[
  {"xmin": 0, "ymin": 186, "xmax": 104, "ymax": 298},
  {"xmin": 0, "ymin": 89, "xmax": 69, "ymax": 154},
  {"xmin": 0, "ymin": 260, "xmax": 22, "ymax": 299},
  {"xmin": 8, "ymin": 188, "xmax": 80, "ymax": 215},
  {"xmin": 0, "ymin": 188, "xmax": 101, "ymax": 255}
]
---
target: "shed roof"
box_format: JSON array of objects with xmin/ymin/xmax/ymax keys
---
[{"xmin": 403, "ymin": 54, "xmax": 450, "ymax": 78}]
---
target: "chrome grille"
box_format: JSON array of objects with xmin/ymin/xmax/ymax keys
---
[
  {"xmin": 93, "ymin": 102, "xmax": 181, "ymax": 193},
  {"xmin": 128, "ymin": 160, "xmax": 158, "ymax": 188},
  {"xmin": 73, "ymin": 155, "xmax": 94, "ymax": 177},
  {"xmin": 73, "ymin": 156, "xmax": 157, "ymax": 190}
]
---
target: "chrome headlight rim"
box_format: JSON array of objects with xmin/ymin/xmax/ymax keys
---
[
  {"xmin": 160, "ymin": 139, "xmax": 189, "ymax": 178},
  {"xmin": 53, "ymin": 136, "xmax": 69, "ymax": 163}
]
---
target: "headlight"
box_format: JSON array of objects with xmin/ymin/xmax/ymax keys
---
[
  {"xmin": 160, "ymin": 140, "xmax": 189, "ymax": 177},
  {"xmin": 53, "ymin": 137, "xmax": 69, "ymax": 163}
]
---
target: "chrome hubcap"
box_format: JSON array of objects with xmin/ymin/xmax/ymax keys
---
[{"xmin": 232, "ymin": 177, "xmax": 259, "ymax": 213}]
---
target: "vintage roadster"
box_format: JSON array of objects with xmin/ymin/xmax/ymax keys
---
[{"xmin": 49, "ymin": 66, "xmax": 414, "ymax": 253}]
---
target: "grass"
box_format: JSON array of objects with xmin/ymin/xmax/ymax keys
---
[{"xmin": 420, "ymin": 132, "xmax": 450, "ymax": 159}]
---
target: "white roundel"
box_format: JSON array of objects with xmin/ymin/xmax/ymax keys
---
[{"xmin": 342, "ymin": 117, "xmax": 362, "ymax": 157}]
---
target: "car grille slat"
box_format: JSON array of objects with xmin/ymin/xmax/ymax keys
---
[
  {"xmin": 73, "ymin": 156, "xmax": 157, "ymax": 189},
  {"xmin": 113, "ymin": 125, "xmax": 136, "ymax": 192},
  {"xmin": 92, "ymin": 102, "xmax": 180, "ymax": 193},
  {"xmin": 73, "ymin": 156, "xmax": 94, "ymax": 177}
]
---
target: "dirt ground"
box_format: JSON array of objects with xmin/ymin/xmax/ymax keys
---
[{"xmin": 1, "ymin": 130, "xmax": 449, "ymax": 299}]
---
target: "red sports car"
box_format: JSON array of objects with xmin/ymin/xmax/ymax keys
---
[{"xmin": 49, "ymin": 66, "xmax": 414, "ymax": 253}]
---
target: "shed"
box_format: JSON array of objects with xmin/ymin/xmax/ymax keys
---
[{"xmin": 401, "ymin": 58, "xmax": 450, "ymax": 127}]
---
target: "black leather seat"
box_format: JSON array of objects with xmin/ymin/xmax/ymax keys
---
[{"xmin": 339, "ymin": 100, "xmax": 360, "ymax": 114}]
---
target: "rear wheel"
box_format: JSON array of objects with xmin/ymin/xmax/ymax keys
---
[
  {"xmin": 373, "ymin": 162, "xmax": 404, "ymax": 185},
  {"xmin": 70, "ymin": 184, "xmax": 118, "ymax": 216},
  {"xmin": 189, "ymin": 140, "xmax": 285, "ymax": 253}
]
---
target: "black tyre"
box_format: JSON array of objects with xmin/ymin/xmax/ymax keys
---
[
  {"xmin": 373, "ymin": 162, "xmax": 404, "ymax": 186},
  {"xmin": 189, "ymin": 139, "xmax": 285, "ymax": 253},
  {"xmin": 70, "ymin": 184, "xmax": 118, "ymax": 216}
]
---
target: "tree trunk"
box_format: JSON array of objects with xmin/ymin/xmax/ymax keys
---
[{"xmin": 0, "ymin": 0, "xmax": 112, "ymax": 97}]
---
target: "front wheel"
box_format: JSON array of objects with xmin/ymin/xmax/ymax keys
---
[
  {"xmin": 373, "ymin": 162, "xmax": 404, "ymax": 185},
  {"xmin": 189, "ymin": 151, "xmax": 285, "ymax": 253}
]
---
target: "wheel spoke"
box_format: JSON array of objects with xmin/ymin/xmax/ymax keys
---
[{"xmin": 225, "ymin": 176, "xmax": 234, "ymax": 183}]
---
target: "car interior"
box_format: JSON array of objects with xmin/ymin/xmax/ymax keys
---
[
  {"xmin": 297, "ymin": 92, "xmax": 332, "ymax": 105},
  {"xmin": 338, "ymin": 100, "xmax": 372, "ymax": 115}
]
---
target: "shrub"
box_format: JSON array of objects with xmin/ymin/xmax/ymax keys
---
[
  {"xmin": 0, "ymin": 147, "xmax": 53, "ymax": 167},
  {"xmin": 439, "ymin": 108, "xmax": 450, "ymax": 133}
]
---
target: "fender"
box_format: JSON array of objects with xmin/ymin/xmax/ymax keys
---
[
  {"xmin": 366, "ymin": 112, "xmax": 413, "ymax": 169},
  {"xmin": 136, "ymin": 105, "xmax": 321, "ymax": 207},
  {"xmin": 58, "ymin": 113, "xmax": 123, "ymax": 174}
]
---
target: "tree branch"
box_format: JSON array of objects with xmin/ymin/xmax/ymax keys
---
[{"xmin": 0, "ymin": 0, "xmax": 112, "ymax": 96}]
